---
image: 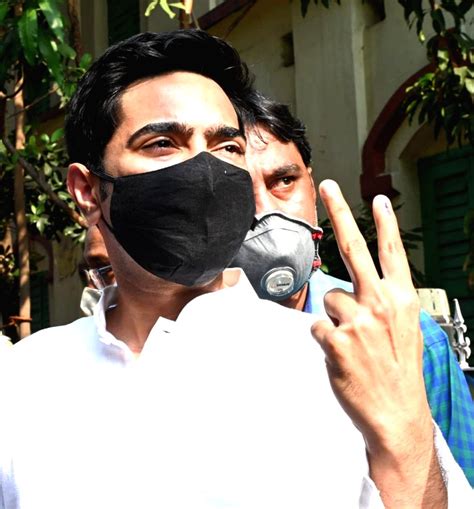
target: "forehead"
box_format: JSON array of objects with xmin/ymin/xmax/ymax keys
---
[
  {"xmin": 245, "ymin": 126, "xmax": 305, "ymax": 173},
  {"xmin": 116, "ymin": 71, "xmax": 239, "ymax": 130}
]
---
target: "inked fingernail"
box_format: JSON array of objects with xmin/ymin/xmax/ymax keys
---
[{"xmin": 374, "ymin": 195, "xmax": 392, "ymax": 214}]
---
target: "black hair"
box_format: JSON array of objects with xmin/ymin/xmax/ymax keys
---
[
  {"xmin": 65, "ymin": 29, "xmax": 255, "ymax": 171},
  {"xmin": 242, "ymin": 90, "xmax": 312, "ymax": 167}
]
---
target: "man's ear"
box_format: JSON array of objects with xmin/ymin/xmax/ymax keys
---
[
  {"xmin": 307, "ymin": 166, "xmax": 318, "ymax": 223},
  {"xmin": 67, "ymin": 163, "xmax": 101, "ymax": 226},
  {"xmin": 307, "ymin": 166, "xmax": 317, "ymax": 195}
]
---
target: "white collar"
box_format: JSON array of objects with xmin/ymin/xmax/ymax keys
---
[{"xmin": 92, "ymin": 268, "xmax": 259, "ymax": 352}]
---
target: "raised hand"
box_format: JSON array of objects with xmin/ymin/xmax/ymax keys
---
[{"xmin": 312, "ymin": 180, "xmax": 446, "ymax": 508}]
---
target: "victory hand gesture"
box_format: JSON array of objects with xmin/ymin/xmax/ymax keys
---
[{"xmin": 312, "ymin": 180, "xmax": 447, "ymax": 508}]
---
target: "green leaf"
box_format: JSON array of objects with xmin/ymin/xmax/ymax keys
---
[
  {"xmin": 57, "ymin": 41, "xmax": 76, "ymax": 60},
  {"xmin": 458, "ymin": 0, "xmax": 472, "ymax": 17},
  {"xmin": 300, "ymin": 0, "xmax": 310, "ymax": 17},
  {"xmin": 51, "ymin": 128, "xmax": 64, "ymax": 143},
  {"xmin": 465, "ymin": 77, "xmax": 474, "ymax": 94},
  {"xmin": 38, "ymin": 28, "xmax": 63, "ymax": 87},
  {"xmin": 35, "ymin": 216, "xmax": 49, "ymax": 234},
  {"xmin": 158, "ymin": 0, "xmax": 177, "ymax": 19},
  {"xmin": 145, "ymin": 0, "xmax": 159, "ymax": 16},
  {"xmin": 437, "ymin": 48, "xmax": 449, "ymax": 62},
  {"xmin": 430, "ymin": 8, "xmax": 445, "ymax": 34},
  {"xmin": 0, "ymin": 3, "xmax": 9, "ymax": 24},
  {"xmin": 169, "ymin": 2, "xmax": 186, "ymax": 10},
  {"xmin": 454, "ymin": 66, "xmax": 468, "ymax": 84},
  {"xmin": 27, "ymin": 134, "xmax": 37, "ymax": 148},
  {"xmin": 18, "ymin": 7, "xmax": 38, "ymax": 66},
  {"xmin": 38, "ymin": 0, "xmax": 65, "ymax": 42},
  {"xmin": 79, "ymin": 52, "xmax": 92, "ymax": 70},
  {"xmin": 43, "ymin": 162, "xmax": 52, "ymax": 176}
]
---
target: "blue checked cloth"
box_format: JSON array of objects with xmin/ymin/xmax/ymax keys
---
[{"xmin": 305, "ymin": 270, "xmax": 474, "ymax": 486}]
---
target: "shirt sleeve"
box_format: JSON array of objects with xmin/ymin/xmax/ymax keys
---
[
  {"xmin": 359, "ymin": 476, "xmax": 385, "ymax": 509},
  {"xmin": 420, "ymin": 310, "xmax": 474, "ymax": 487},
  {"xmin": 433, "ymin": 421, "xmax": 474, "ymax": 506},
  {"xmin": 359, "ymin": 423, "xmax": 474, "ymax": 508}
]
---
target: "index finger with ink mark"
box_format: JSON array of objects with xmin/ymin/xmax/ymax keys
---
[{"xmin": 318, "ymin": 179, "xmax": 380, "ymax": 296}]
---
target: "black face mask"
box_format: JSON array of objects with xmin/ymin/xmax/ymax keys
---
[{"xmin": 95, "ymin": 152, "xmax": 255, "ymax": 287}]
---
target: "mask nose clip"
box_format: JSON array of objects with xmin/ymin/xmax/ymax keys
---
[{"xmin": 261, "ymin": 267, "xmax": 296, "ymax": 298}]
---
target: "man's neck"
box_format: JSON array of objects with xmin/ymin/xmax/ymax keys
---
[
  {"xmin": 104, "ymin": 270, "xmax": 240, "ymax": 356},
  {"xmin": 279, "ymin": 282, "xmax": 309, "ymax": 312}
]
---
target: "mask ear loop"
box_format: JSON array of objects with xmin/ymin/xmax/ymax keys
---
[
  {"xmin": 311, "ymin": 228, "xmax": 323, "ymax": 272},
  {"xmin": 88, "ymin": 160, "xmax": 117, "ymax": 182},
  {"xmin": 89, "ymin": 167, "xmax": 117, "ymax": 234}
]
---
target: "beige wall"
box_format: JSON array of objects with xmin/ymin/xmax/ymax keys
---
[
  {"xmin": 291, "ymin": 2, "xmax": 362, "ymax": 209},
  {"xmin": 80, "ymin": 0, "xmax": 109, "ymax": 58},
  {"xmin": 208, "ymin": 0, "xmax": 296, "ymax": 112}
]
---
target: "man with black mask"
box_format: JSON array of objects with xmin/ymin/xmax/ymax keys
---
[{"xmin": 0, "ymin": 30, "xmax": 471, "ymax": 508}]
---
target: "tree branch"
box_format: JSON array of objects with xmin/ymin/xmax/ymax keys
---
[
  {"xmin": 0, "ymin": 92, "xmax": 6, "ymax": 139},
  {"xmin": 67, "ymin": 0, "xmax": 84, "ymax": 65},
  {"xmin": 6, "ymin": 85, "xmax": 59, "ymax": 120},
  {"xmin": 2, "ymin": 137, "xmax": 88, "ymax": 228},
  {"xmin": 5, "ymin": 81, "xmax": 24, "ymax": 100}
]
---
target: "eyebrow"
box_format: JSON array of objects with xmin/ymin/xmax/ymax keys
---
[
  {"xmin": 126, "ymin": 122, "xmax": 245, "ymax": 148},
  {"xmin": 88, "ymin": 254, "xmax": 111, "ymax": 269},
  {"xmin": 204, "ymin": 125, "xmax": 245, "ymax": 141},
  {"xmin": 270, "ymin": 163, "xmax": 302, "ymax": 177},
  {"xmin": 126, "ymin": 122, "xmax": 194, "ymax": 148}
]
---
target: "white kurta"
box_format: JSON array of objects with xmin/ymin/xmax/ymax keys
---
[{"xmin": 0, "ymin": 271, "xmax": 471, "ymax": 508}]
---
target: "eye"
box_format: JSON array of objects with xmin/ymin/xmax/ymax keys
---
[
  {"xmin": 142, "ymin": 138, "xmax": 176, "ymax": 153},
  {"xmin": 216, "ymin": 143, "xmax": 245, "ymax": 156},
  {"xmin": 280, "ymin": 176, "xmax": 295, "ymax": 186},
  {"xmin": 273, "ymin": 176, "xmax": 296, "ymax": 189}
]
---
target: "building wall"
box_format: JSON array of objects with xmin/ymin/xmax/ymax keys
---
[
  {"xmin": 207, "ymin": 0, "xmax": 296, "ymax": 112},
  {"xmin": 291, "ymin": 2, "xmax": 362, "ymax": 208}
]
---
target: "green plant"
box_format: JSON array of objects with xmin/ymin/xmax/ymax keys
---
[
  {"xmin": 0, "ymin": 0, "xmax": 90, "ymax": 337},
  {"xmin": 145, "ymin": 0, "xmax": 188, "ymax": 18},
  {"xmin": 403, "ymin": 1, "xmax": 474, "ymax": 147}
]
